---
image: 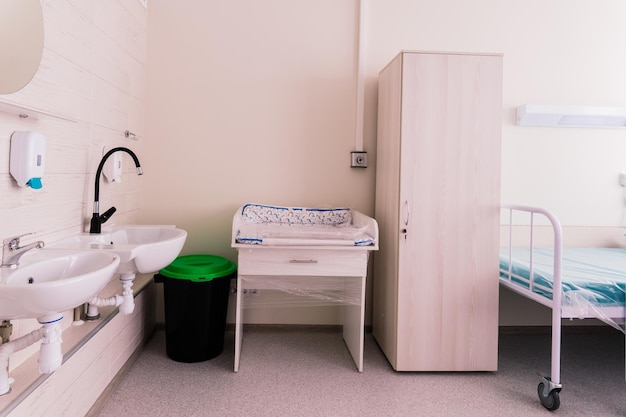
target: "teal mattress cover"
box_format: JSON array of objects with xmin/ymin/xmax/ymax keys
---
[{"xmin": 499, "ymin": 247, "xmax": 626, "ymax": 305}]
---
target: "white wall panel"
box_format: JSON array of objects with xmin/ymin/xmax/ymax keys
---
[{"xmin": 0, "ymin": 0, "xmax": 148, "ymax": 407}]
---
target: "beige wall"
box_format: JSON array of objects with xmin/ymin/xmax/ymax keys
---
[
  {"xmin": 365, "ymin": 0, "xmax": 626, "ymax": 228},
  {"xmin": 143, "ymin": 0, "xmax": 372, "ymax": 259},
  {"xmin": 145, "ymin": 0, "xmax": 626, "ymax": 325},
  {"xmin": 144, "ymin": 0, "xmax": 373, "ymax": 325}
]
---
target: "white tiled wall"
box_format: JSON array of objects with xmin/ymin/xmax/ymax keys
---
[
  {"xmin": 0, "ymin": 0, "xmax": 147, "ymax": 242},
  {"xmin": 0, "ymin": 0, "xmax": 149, "ymax": 414}
]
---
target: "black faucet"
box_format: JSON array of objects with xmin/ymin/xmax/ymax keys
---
[{"xmin": 90, "ymin": 147, "xmax": 143, "ymax": 234}]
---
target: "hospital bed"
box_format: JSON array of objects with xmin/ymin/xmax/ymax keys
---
[
  {"xmin": 231, "ymin": 203, "xmax": 378, "ymax": 372},
  {"xmin": 499, "ymin": 204, "xmax": 626, "ymax": 411}
]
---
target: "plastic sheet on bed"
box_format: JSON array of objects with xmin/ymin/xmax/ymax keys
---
[
  {"xmin": 500, "ymin": 247, "xmax": 626, "ymax": 331},
  {"xmin": 233, "ymin": 203, "xmax": 376, "ymax": 246},
  {"xmin": 237, "ymin": 275, "xmax": 363, "ymax": 307}
]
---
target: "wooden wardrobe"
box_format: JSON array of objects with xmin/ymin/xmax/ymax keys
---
[{"xmin": 373, "ymin": 51, "xmax": 503, "ymax": 371}]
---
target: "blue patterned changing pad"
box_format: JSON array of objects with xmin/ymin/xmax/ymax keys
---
[{"xmin": 235, "ymin": 204, "xmax": 376, "ymax": 246}]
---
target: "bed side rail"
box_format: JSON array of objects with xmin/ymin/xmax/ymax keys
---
[{"xmin": 501, "ymin": 204, "xmax": 563, "ymax": 306}]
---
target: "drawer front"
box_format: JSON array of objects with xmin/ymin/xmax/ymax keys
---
[{"xmin": 237, "ymin": 248, "xmax": 369, "ymax": 277}]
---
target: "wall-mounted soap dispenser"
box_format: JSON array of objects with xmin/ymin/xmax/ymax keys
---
[
  {"xmin": 103, "ymin": 148, "xmax": 122, "ymax": 183},
  {"xmin": 10, "ymin": 131, "xmax": 46, "ymax": 189}
]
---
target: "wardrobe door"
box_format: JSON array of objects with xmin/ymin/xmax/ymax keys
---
[{"xmin": 395, "ymin": 52, "xmax": 502, "ymax": 371}]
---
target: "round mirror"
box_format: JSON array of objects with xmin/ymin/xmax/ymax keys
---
[{"xmin": 0, "ymin": 0, "xmax": 44, "ymax": 94}]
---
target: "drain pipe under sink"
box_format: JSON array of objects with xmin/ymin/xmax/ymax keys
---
[
  {"xmin": 0, "ymin": 315, "xmax": 63, "ymax": 396},
  {"xmin": 85, "ymin": 272, "xmax": 136, "ymax": 320}
]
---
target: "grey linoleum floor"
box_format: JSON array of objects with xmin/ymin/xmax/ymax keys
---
[{"xmin": 92, "ymin": 327, "xmax": 625, "ymax": 417}]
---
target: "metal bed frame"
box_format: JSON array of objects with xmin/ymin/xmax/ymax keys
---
[{"xmin": 500, "ymin": 204, "xmax": 625, "ymax": 411}]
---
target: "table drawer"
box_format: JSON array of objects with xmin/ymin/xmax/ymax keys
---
[{"xmin": 237, "ymin": 248, "xmax": 369, "ymax": 276}]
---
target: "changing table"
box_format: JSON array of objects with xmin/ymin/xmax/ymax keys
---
[{"xmin": 231, "ymin": 204, "xmax": 379, "ymax": 372}]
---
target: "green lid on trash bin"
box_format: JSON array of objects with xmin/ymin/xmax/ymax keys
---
[{"xmin": 159, "ymin": 254, "xmax": 236, "ymax": 282}]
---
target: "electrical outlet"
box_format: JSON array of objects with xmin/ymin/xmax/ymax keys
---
[
  {"xmin": 620, "ymin": 173, "xmax": 626, "ymax": 187},
  {"xmin": 351, "ymin": 151, "xmax": 367, "ymax": 168}
]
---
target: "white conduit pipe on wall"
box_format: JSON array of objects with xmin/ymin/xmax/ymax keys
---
[
  {"xmin": 0, "ymin": 318, "xmax": 63, "ymax": 395},
  {"xmin": 354, "ymin": 0, "xmax": 366, "ymax": 152}
]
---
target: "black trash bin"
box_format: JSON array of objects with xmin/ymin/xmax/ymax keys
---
[{"xmin": 154, "ymin": 254, "xmax": 236, "ymax": 363}]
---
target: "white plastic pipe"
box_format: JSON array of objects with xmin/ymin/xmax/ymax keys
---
[
  {"xmin": 38, "ymin": 322, "xmax": 63, "ymax": 374},
  {"xmin": 0, "ymin": 318, "xmax": 63, "ymax": 396},
  {"xmin": 0, "ymin": 328, "xmax": 43, "ymax": 395},
  {"xmin": 86, "ymin": 272, "xmax": 136, "ymax": 319},
  {"xmin": 87, "ymin": 294, "xmax": 124, "ymax": 318}
]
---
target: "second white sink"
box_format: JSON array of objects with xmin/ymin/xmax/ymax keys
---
[{"xmin": 51, "ymin": 225, "xmax": 187, "ymax": 274}]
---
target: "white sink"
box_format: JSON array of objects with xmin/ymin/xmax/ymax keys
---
[
  {"xmin": 0, "ymin": 250, "xmax": 120, "ymax": 321},
  {"xmin": 50, "ymin": 225, "xmax": 187, "ymax": 274}
]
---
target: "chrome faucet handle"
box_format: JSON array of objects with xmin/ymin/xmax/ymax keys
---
[
  {"xmin": 1, "ymin": 233, "xmax": 44, "ymax": 269},
  {"xmin": 3, "ymin": 233, "xmax": 36, "ymax": 248}
]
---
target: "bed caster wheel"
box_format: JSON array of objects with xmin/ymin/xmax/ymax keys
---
[{"xmin": 538, "ymin": 378, "xmax": 561, "ymax": 411}]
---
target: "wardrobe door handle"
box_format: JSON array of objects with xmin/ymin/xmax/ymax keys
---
[{"xmin": 402, "ymin": 200, "xmax": 410, "ymax": 226}]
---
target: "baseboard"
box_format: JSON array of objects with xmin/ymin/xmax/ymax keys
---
[
  {"xmin": 499, "ymin": 325, "xmax": 620, "ymax": 335},
  {"xmin": 221, "ymin": 323, "xmax": 375, "ymax": 334},
  {"xmin": 223, "ymin": 323, "xmax": 617, "ymax": 335}
]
